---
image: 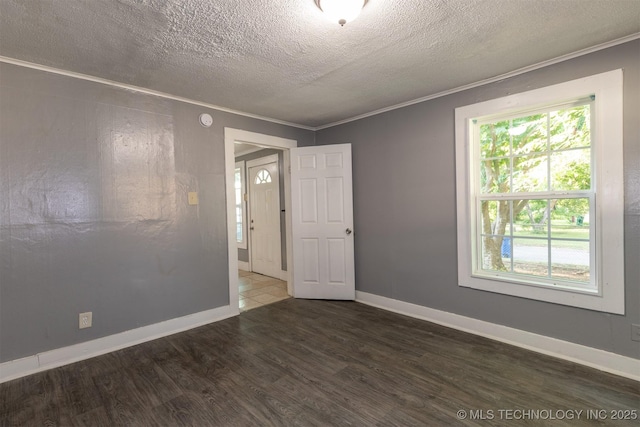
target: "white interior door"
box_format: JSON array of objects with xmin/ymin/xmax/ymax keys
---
[
  {"xmin": 291, "ymin": 144, "xmax": 355, "ymax": 300},
  {"xmin": 248, "ymin": 156, "xmax": 281, "ymax": 278}
]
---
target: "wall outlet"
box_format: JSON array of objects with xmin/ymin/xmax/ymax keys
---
[
  {"xmin": 79, "ymin": 312, "xmax": 92, "ymax": 329},
  {"xmin": 632, "ymin": 324, "xmax": 640, "ymax": 342}
]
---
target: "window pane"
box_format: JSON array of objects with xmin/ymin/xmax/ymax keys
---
[
  {"xmin": 235, "ymin": 169, "xmax": 241, "ymax": 188},
  {"xmin": 480, "ymin": 122, "xmax": 510, "ymax": 158},
  {"xmin": 480, "ymin": 158, "xmax": 510, "ymax": 193},
  {"xmin": 511, "ymin": 113, "xmax": 547, "ymax": 155},
  {"xmin": 480, "ymin": 200, "xmax": 497, "ymax": 236},
  {"xmin": 235, "ymin": 166, "xmax": 244, "ymax": 244},
  {"xmin": 480, "ymin": 200, "xmax": 512, "ymax": 236},
  {"xmin": 480, "ymin": 234, "xmax": 511, "ymax": 272},
  {"xmin": 512, "ymin": 154, "xmax": 547, "ymax": 192},
  {"xmin": 550, "ymin": 148, "xmax": 591, "ymax": 190},
  {"xmin": 513, "ymin": 237, "xmax": 549, "ymax": 278},
  {"xmin": 479, "ymin": 200, "xmax": 512, "ymax": 272},
  {"xmin": 236, "ymin": 206, "xmax": 243, "ymax": 242},
  {"xmin": 550, "ymin": 198, "xmax": 590, "ymax": 239},
  {"xmin": 551, "ymin": 241, "xmax": 589, "ymax": 283},
  {"xmin": 513, "ymin": 199, "xmax": 548, "ymax": 236},
  {"xmin": 550, "ymin": 105, "xmax": 590, "ymax": 151}
]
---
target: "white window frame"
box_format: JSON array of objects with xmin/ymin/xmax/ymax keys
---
[
  {"xmin": 235, "ymin": 160, "xmax": 247, "ymax": 249},
  {"xmin": 455, "ymin": 69, "xmax": 624, "ymax": 314}
]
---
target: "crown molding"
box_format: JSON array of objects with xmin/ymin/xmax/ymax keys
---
[
  {"xmin": 2, "ymin": 32, "xmax": 638, "ymax": 132},
  {"xmin": 0, "ymin": 56, "xmax": 315, "ymax": 132},
  {"xmin": 315, "ymin": 33, "xmax": 640, "ymax": 130}
]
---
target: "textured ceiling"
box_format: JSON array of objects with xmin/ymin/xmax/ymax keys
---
[{"xmin": 1, "ymin": 0, "xmax": 639, "ymax": 128}]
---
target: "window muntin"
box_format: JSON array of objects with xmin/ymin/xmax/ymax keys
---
[{"xmin": 474, "ymin": 102, "xmax": 594, "ymax": 291}]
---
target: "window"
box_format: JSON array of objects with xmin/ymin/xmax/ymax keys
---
[
  {"xmin": 455, "ymin": 70, "xmax": 624, "ymax": 314},
  {"xmin": 254, "ymin": 169, "xmax": 272, "ymax": 184},
  {"xmin": 477, "ymin": 102, "xmax": 593, "ymax": 288},
  {"xmin": 235, "ymin": 161, "xmax": 247, "ymax": 249}
]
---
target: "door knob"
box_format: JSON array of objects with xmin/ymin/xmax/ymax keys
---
[{"xmin": 345, "ymin": 228, "xmax": 352, "ymax": 235}]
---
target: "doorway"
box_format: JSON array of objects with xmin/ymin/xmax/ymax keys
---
[
  {"xmin": 225, "ymin": 128, "xmax": 297, "ymax": 314},
  {"xmin": 225, "ymin": 129, "xmax": 356, "ymax": 312}
]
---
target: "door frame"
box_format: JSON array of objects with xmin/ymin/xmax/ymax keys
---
[
  {"xmin": 224, "ymin": 128, "xmax": 297, "ymax": 314},
  {"xmin": 246, "ymin": 153, "xmax": 281, "ymax": 278}
]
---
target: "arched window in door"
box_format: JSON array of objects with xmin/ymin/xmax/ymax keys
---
[{"xmin": 254, "ymin": 169, "xmax": 272, "ymax": 184}]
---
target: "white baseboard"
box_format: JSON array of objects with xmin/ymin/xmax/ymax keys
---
[
  {"xmin": 356, "ymin": 291, "xmax": 640, "ymax": 382},
  {"xmin": 279, "ymin": 269, "xmax": 289, "ymax": 282},
  {"xmin": 0, "ymin": 304, "xmax": 239, "ymax": 384},
  {"xmin": 4, "ymin": 295, "xmax": 636, "ymax": 384},
  {"xmin": 237, "ymin": 261, "xmax": 250, "ymax": 271}
]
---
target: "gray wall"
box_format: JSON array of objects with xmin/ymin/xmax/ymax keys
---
[
  {"xmin": 1, "ymin": 41, "xmax": 637, "ymax": 365},
  {"xmin": 235, "ymin": 148, "xmax": 287, "ymax": 271},
  {"xmin": 0, "ymin": 62, "xmax": 314, "ymax": 362},
  {"xmin": 316, "ymin": 40, "xmax": 640, "ymax": 359}
]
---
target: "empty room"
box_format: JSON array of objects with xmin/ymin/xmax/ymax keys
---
[{"xmin": 1, "ymin": 1, "xmax": 639, "ymax": 425}]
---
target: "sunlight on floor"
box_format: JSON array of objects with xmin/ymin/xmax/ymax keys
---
[{"xmin": 239, "ymin": 270, "xmax": 290, "ymax": 312}]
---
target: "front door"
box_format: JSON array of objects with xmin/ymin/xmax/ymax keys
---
[
  {"xmin": 248, "ymin": 156, "xmax": 281, "ymax": 279},
  {"xmin": 290, "ymin": 144, "xmax": 355, "ymax": 299}
]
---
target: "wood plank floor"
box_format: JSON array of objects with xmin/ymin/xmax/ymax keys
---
[{"xmin": 1, "ymin": 299, "xmax": 638, "ymax": 426}]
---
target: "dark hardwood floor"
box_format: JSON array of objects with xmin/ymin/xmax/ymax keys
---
[{"xmin": 1, "ymin": 299, "xmax": 638, "ymax": 426}]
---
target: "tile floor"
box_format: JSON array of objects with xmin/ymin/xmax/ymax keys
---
[{"xmin": 239, "ymin": 270, "xmax": 290, "ymax": 311}]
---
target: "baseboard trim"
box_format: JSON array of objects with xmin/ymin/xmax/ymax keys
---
[
  {"xmin": 3, "ymin": 296, "xmax": 636, "ymax": 383},
  {"xmin": 237, "ymin": 261, "xmax": 250, "ymax": 271},
  {"xmin": 355, "ymin": 291, "xmax": 640, "ymax": 382},
  {"xmin": 0, "ymin": 305, "xmax": 239, "ymax": 384}
]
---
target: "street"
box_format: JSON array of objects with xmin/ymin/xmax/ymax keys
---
[{"xmin": 506, "ymin": 244, "xmax": 589, "ymax": 266}]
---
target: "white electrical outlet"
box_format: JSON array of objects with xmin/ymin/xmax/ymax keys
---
[{"xmin": 79, "ymin": 312, "xmax": 92, "ymax": 329}]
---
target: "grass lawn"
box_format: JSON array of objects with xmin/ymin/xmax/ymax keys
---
[{"xmin": 510, "ymin": 223, "xmax": 589, "ymax": 248}]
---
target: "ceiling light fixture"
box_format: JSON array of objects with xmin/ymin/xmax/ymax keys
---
[{"xmin": 315, "ymin": 0, "xmax": 367, "ymax": 26}]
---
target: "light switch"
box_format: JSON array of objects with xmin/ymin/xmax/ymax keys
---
[{"xmin": 188, "ymin": 192, "xmax": 199, "ymax": 205}]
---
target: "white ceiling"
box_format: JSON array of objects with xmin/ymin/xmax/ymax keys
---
[{"xmin": 1, "ymin": 0, "xmax": 639, "ymax": 128}]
